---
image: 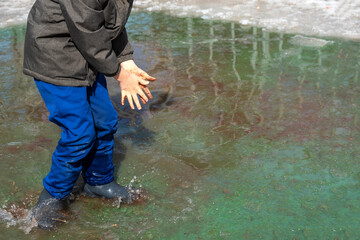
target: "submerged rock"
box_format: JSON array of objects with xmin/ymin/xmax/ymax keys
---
[{"xmin": 289, "ymin": 35, "xmax": 333, "ymax": 47}]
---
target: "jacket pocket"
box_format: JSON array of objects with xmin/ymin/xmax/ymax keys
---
[{"xmin": 61, "ymin": 38, "xmax": 89, "ymax": 80}]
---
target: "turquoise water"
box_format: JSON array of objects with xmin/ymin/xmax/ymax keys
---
[{"xmin": 0, "ymin": 12, "xmax": 360, "ymax": 239}]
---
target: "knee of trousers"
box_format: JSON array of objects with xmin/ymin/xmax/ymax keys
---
[
  {"xmin": 55, "ymin": 127, "xmax": 96, "ymax": 162},
  {"xmin": 95, "ymin": 112, "xmax": 118, "ymax": 140}
]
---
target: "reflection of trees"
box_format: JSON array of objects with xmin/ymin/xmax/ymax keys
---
[
  {"xmin": 176, "ymin": 17, "xmax": 360, "ymax": 140},
  {"xmin": 209, "ymin": 20, "xmax": 219, "ymax": 99},
  {"xmin": 186, "ymin": 17, "xmax": 196, "ymax": 95}
]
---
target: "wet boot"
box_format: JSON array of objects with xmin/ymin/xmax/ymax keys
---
[
  {"xmin": 31, "ymin": 189, "xmax": 69, "ymax": 229},
  {"xmin": 83, "ymin": 181, "xmax": 132, "ymax": 203}
]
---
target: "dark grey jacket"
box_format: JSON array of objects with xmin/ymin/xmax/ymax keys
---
[{"xmin": 23, "ymin": 0, "xmax": 134, "ymax": 86}]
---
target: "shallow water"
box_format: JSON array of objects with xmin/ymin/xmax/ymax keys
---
[{"xmin": 0, "ymin": 12, "xmax": 360, "ymax": 239}]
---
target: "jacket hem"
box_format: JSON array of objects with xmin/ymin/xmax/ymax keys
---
[{"xmin": 23, "ymin": 68, "xmax": 91, "ymax": 87}]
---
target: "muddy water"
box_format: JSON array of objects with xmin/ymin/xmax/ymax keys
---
[{"xmin": 0, "ymin": 12, "xmax": 360, "ymax": 239}]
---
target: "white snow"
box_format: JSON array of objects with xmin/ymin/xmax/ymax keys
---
[
  {"xmin": 1, "ymin": 0, "xmax": 359, "ymax": 39},
  {"xmin": 133, "ymin": 0, "xmax": 360, "ymax": 40},
  {"xmin": 0, "ymin": 0, "xmax": 35, "ymax": 28}
]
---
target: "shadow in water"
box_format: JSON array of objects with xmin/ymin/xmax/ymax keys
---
[
  {"xmin": 111, "ymin": 88, "xmax": 174, "ymax": 147},
  {"xmin": 110, "ymin": 88, "xmax": 175, "ymax": 177}
]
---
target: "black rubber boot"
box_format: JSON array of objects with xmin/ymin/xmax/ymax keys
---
[
  {"xmin": 83, "ymin": 181, "xmax": 132, "ymax": 203},
  {"xmin": 31, "ymin": 189, "xmax": 69, "ymax": 229}
]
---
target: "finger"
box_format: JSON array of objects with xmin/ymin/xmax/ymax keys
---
[
  {"xmin": 141, "ymin": 86, "xmax": 153, "ymax": 99},
  {"xmin": 121, "ymin": 90, "xmax": 126, "ymax": 105},
  {"xmin": 139, "ymin": 71, "xmax": 156, "ymax": 81},
  {"xmin": 131, "ymin": 93, "xmax": 142, "ymax": 110},
  {"xmin": 140, "ymin": 97, "xmax": 146, "ymax": 105},
  {"xmin": 137, "ymin": 88, "xmax": 148, "ymax": 103},
  {"xmin": 142, "ymin": 72, "xmax": 156, "ymax": 81},
  {"xmin": 126, "ymin": 93, "xmax": 135, "ymax": 110},
  {"xmin": 139, "ymin": 78, "xmax": 150, "ymax": 86}
]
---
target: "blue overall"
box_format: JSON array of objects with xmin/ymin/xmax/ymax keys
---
[{"xmin": 35, "ymin": 74, "xmax": 118, "ymax": 199}]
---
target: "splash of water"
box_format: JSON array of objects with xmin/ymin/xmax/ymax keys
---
[
  {"xmin": 0, "ymin": 203, "xmax": 37, "ymax": 234},
  {"xmin": 112, "ymin": 176, "xmax": 143, "ymax": 208}
]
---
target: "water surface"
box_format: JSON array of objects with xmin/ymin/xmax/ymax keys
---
[{"xmin": 0, "ymin": 12, "xmax": 360, "ymax": 239}]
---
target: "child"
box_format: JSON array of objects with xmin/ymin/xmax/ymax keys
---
[{"xmin": 23, "ymin": 0, "xmax": 155, "ymax": 228}]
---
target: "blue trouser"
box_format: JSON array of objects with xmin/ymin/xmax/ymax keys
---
[{"xmin": 35, "ymin": 74, "xmax": 118, "ymax": 199}]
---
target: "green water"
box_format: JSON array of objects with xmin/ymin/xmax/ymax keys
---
[{"xmin": 1, "ymin": 12, "xmax": 360, "ymax": 239}]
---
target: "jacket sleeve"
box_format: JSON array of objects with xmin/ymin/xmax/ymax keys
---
[
  {"xmin": 59, "ymin": 0, "xmax": 120, "ymax": 76},
  {"xmin": 112, "ymin": 28, "xmax": 134, "ymax": 63}
]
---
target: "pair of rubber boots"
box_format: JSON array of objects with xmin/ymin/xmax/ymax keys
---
[{"xmin": 32, "ymin": 182, "xmax": 132, "ymax": 229}]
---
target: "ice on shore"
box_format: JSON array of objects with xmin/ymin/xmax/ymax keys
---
[
  {"xmin": 1, "ymin": 0, "xmax": 359, "ymax": 40},
  {"xmin": 0, "ymin": 0, "xmax": 35, "ymax": 28},
  {"xmin": 133, "ymin": 0, "xmax": 360, "ymax": 40}
]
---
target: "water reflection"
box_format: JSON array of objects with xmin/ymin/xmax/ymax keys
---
[
  {"xmin": 1, "ymin": 12, "xmax": 360, "ymax": 239},
  {"xmin": 127, "ymin": 13, "xmax": 359, "ymax": 169}
]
